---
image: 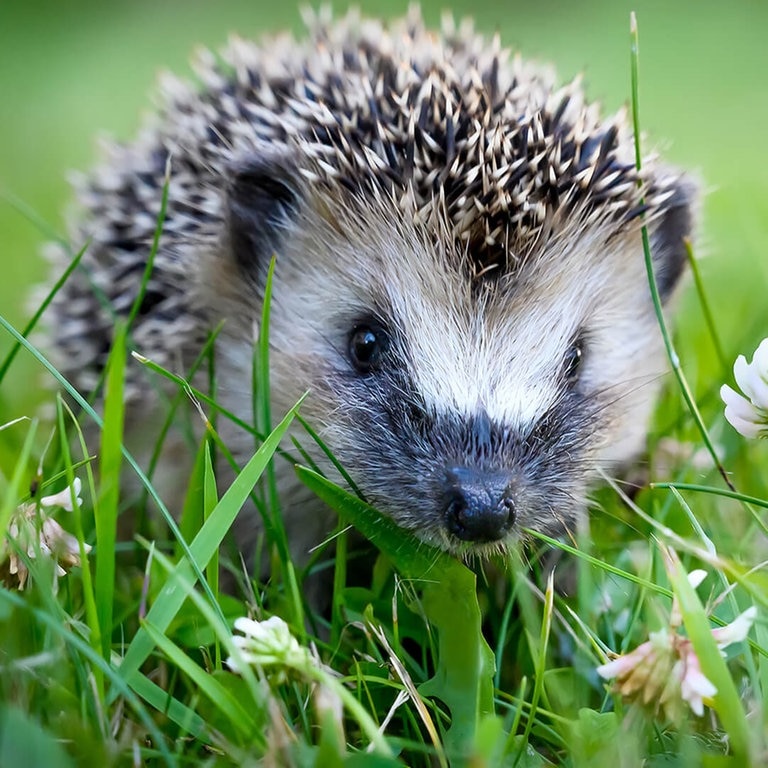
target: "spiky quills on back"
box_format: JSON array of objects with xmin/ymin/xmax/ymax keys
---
[
  {"xmin": 51, "ymin": 6, "xmax": 680, "ymax": 396},
  {"xmin": 84, "ymin": 7, "xmax": 676, "ymax": 270}
]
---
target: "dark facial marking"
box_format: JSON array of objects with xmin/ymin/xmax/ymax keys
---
[
  {"xmin": 442, "ymin": 466, "xmax": 515, "ymax": 542},
  {"xmin": 227, "ymin": 152, "xmax": 303, "ymax": 278}
]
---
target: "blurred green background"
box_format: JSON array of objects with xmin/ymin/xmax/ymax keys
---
[{"xmin": 1, "ymin": 0, "xmax": 767, "ymax": 429}]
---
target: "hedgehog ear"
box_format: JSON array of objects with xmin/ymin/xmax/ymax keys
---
[
  {"xmin": 227, "ymin": 152, "xmax": 304, "ymax": 277},
  {"xmin": 650, "ymin": 177, "xmax": 698, "ymax": 302}
]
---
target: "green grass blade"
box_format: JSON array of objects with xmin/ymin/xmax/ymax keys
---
[
  {"xmin": 140, "ymin": 541, "xmax": 270, "ymax": 736},
  {"xmin": 95, "ymin": 322, "xmax": 127, "ymax": 659},
  {"xmin": 124, "ymin": 671, "xmax": 210, "ymax": 743},
  {"xmin": 0, "ymin": 419, "xmax": 37, "ymax": 546},
  {"xmin": 115, "ymin": 400, "xmax": 302, "ymax": 694},
  {"xmin": 56, "ymin": 396, "xmax": 103, "ymax": 699},
  {"xmin": 525, "ymin": 527, "xmax": 674, "ymax": 600},
  {"xmin": 629, "ymin": 13, "xmax": 734, "ymax": 493},
  {"xmin": 651, "ymin": 481, "xmax": 768, "ymax": 511},
  {"xmin": 253, "ymin": 256, "xmax": 305, "ymax": 634},
  {"xmin": 139, "ymin": 323, "xmax": 223, "ymax": 516},
  {"xmin": 684, "ymin": 240, "xmax": 727, "ymax": 373},
  {"xmin": 512, "ymin": 572, "xmax": 554, "ymax": 766},
  {"xmin": 0, "ymin": 188, "xmax": 68, "ymax": 247},
  {"xmin": 125, "ymin": 159, "xmax": 170, "ymax": 331},
  {"xmin": 177, "ymin": 440, "xmax": 206, "ymax": 558},
  {"xmin": 295, "ymin": 412, "xmax": 363, "ymax": 497},
  {"xmin": 0, "ymin": 243, "xmax": 85, "ymax": 386},
  {"xmin": 141, "ymin": 619, "xmax": 261, "ymax": 742},
  {"xmin": 202, "ymin": 441, "xmax": 220, "ymax": 667}
]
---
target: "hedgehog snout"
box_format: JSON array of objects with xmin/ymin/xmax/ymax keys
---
[{"xmin": 442, "ymin": 466, "xmax": 516, "ymax": 543}]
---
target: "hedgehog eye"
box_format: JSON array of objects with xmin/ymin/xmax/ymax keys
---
[
  {"xmin": 348, "ymin": 325, "xmax": 385, "ymax": 373},
  {"xmin": 563, "ymin": 340, "xmax": 583, "ymax": 383}
]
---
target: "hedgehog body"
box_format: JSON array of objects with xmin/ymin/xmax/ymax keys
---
[{"xmin": 49, "ymin": 9, "xmax": 694, "ymax": 557}]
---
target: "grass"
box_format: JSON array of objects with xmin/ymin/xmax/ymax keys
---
[{"xmin": 2, "ymin": 10, "xmax": 768, "ymax": 768}]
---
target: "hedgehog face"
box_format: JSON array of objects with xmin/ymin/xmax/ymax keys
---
[{"xmin": 225, "ymin": 169, "xmax": 691, "ymax": 553}]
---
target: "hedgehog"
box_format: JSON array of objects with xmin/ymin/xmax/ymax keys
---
[{"xmin": 47, "ymin": 8, "xmax": 695, "ymax": 561}]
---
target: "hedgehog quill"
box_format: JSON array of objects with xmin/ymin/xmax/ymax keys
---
[{"xmin": 48, "ymin": 9, "xmax": 695, "ymax": 561}]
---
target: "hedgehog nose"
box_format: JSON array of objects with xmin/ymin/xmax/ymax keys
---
[{"xmin": 442, "ymin": 467, "xmax": 515, "ymax": 543}]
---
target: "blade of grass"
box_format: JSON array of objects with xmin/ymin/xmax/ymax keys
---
[
  {"xmin": 95, "ymin": 322, "xmax": 127, "ymax": 660},
  {"xmin": 115, "ymin": 399, "xmax": 302, "ymax": 698},
  {"xmin": 652, "ymin": 479, "xmax": 768, "ymax": 546},
  {"xmin": 684, "ymin": 240, "xmax": 727, "ymax": 373},
  {"xmin": 669, "ymin": 485, "xmax": 764, "ymax": 717},
  {"xmin": 121, "ymin": 667, "xmax": 210, "ymax": 743},
  {"xmin": 177, "ymin": 439, "xmax": 207, "ymax": 559},
  {"xmin": 142, "ymin": 619, "xmax": 263, "ymax": 743},
  {"xmin": 0, "ymin": 189, "xmax": 69, "ymax": 247},
  {"xmin": 524, "ymin": 527, "xmax": 673, "ymax": 600},
  {"xmin": 138, "ymin": 539, "xmax": 271, "ymax": 737},
  {"xmin": 132, "ymin": 351, "xmax": 296, "ymax": 468},
  {"xmin": 139, "ymin": 323, "xmax": 223, "ymax": 510},
  {"xmin": 125, "ymin": 158, "xmax": 170, "ymax": 331},
  {"xmin": 0, "ymin": 244, "xmax": 85, "ymax": 386},
  {"xmin": 295, "ymin": 413, "xmax": 363, "ymax": 497},
  {"xmin": 253, "ymin": 256, "xmax": 305, "ymax": 635},
  {"xmin": 56, "ymin": 396, "xmax": 102, "ymax": 699},
  {"xmin": 512, "ymin": 571, "xmax": 554, "ymax": 766},
  {"xmin": 0, "ymin": 418, "xmax": 37, "ymax": 544},
  {"xmin": 629, "ymin": 12, "xmax": 734, "ymax": 493},
  {"xmin": 202, "ymin": 441, "xmax": 220, "ymax": 668}
]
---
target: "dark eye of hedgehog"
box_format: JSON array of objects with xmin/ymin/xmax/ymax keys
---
[
  {"xmin": 348, "ymin": 325, "xmax": 385, "ymax": 373},
  {"xmin": 563, "ymin": 339, "xmax": 583, "ymax": 382}
]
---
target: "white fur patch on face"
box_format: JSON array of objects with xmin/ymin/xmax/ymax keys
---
[
  {"xmin": 395, "ymin": 286, "xmax": 570, "ymax": 429},
  {"xmin": 384, "ymin": 224, "xmax": 667, "ymax": 454},
  {"xmin": 375, "ymin": 224, "xmax": 646, "ymax": 431}
]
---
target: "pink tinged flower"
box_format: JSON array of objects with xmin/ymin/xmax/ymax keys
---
[
  {"xmin": 721, "ymin": 337, "xmax": 768, "ymax": 438},
  {"xmin": 597, "ymin": 629, "xmax": 677, "ymax": 708},
  {"xmin": 5, "ymin": 478, "xmax": 90, "ymax": 590},
  {"xmin": 677, "ymin": 647, "xmax": 717, "ymax": 717},
  {"xmin": 597, "ymin": 571, "xmax": 757, "ymax": 721}
]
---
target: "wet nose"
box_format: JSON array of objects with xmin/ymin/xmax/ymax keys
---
[{"xmin": 442, "ymin": 467, "xmax": 515, "ymax": 543}]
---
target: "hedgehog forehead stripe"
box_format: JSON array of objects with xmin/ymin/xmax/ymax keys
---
[{"xmin": 150, "ymin": 9, "xmax": 671, "ymax": 274}]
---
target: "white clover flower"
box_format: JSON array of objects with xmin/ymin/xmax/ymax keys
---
[
  {"xmin": 40, "ymin": 477, "xmax": 83, "ymax": 512},
  {"xmin": 226, "ymin": 614, "xmax": 393, "ymax": 757},
  {"xmin": 4, "ymin": 478, "xmax": 90, "ymax": 590},
  {"xmin": 226, "ymin": 615, "xmax": 314, "ymax": 675},
  {"xmin": 720, "ymin": 337, "xmax": 768, "ymax": 438},
  {"xmin": 597, "ymin": 571, "xmax": 757, "ymax": 721}
]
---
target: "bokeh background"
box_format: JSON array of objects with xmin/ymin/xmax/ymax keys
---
[{"xmin": 1, "ymin": 0, "xmax": 767, "ymax": 432}]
